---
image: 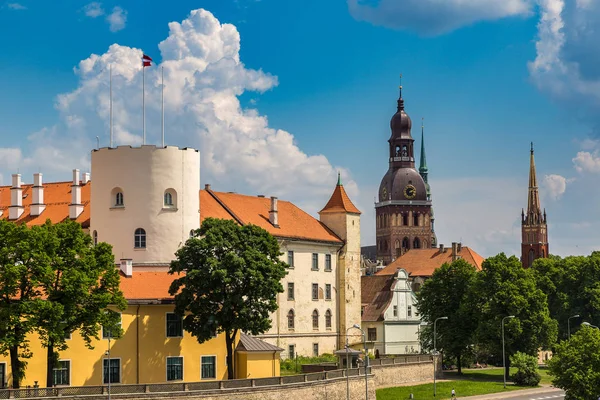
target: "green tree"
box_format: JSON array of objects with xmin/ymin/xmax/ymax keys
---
[
  {"xmin": 510, "ymin": 351, "xmax": 540, "ymax": 386},
  {"xmin": 169, "ymin": 218, "xmax": 287, "ymax": 379},
  {"xmin": 416, "ymin": 259, "xmax": 479, "ymax": 374},
  {"xmin": 0, "ymin": 221, "xmax": 47, "ymax": 388},
  {"xmin": 475, "ymin": 253, "xmax": 557, "ymax": 381},
  {"xmin": 548, "ymin": 325, "xmax": 600, "ymax": 399},
  {"xmin": 35, "ymin": 220, "xmax": 126, "ymax": 388}
]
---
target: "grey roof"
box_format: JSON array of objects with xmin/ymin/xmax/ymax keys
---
[
  {"xmin": 236, "ymin": 334, "xmax": 283, "ymax": 353},
  {"xmin": 335, "ymin": 347, "xmax": 363, "ymax": 356}
]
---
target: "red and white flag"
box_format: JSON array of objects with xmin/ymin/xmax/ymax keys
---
[{"xmin": 142, "ymin": 54, "xmax": 152, "ymax": 67}]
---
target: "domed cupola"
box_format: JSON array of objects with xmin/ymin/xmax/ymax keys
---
[{"xmin": 390, "ymin": 96, "xmax": 412, "ymax": 139}]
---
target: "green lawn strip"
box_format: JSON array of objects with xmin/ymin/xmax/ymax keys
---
[
  {"xmin": 444, "ymin": 366, "xmax": 552, "ymax": 385},
  {"xmin": 376, "ymin": 380, "xmax": 524, "ymax": 400}
]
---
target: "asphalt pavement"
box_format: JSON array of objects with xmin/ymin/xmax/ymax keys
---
[{"xmin": 459, "ymin": 387, "xmax": 565, "ymax": 400}]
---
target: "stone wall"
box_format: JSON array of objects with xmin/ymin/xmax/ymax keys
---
[{"xmin": 372, "ymin": 360, "xmax": 433, "ymax": 389}]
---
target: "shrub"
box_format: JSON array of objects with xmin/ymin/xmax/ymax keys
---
[{"xmin": 510, "ymin": 352, "xmax": 541, "ymax": 386}]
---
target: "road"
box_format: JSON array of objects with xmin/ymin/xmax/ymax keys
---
[
  {"xmin": 495, "ymin": 389, "xmax": 564, "ymax": 400},
  {"xmin": 461, "ymin": 388, "xmax": 565, "ymax": 400}
]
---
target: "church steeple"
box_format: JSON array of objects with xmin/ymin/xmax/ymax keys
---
[{"xmin": 521, "ymin": 143, "xmax": 549, "ymax": 268}]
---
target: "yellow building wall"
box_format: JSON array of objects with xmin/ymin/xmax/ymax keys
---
[
  {"xmin": 235, "ymin": 353, "xmax": 280, "ymax": 379},
  {"xmin": 0, "ymin": 304, "xmax": 233, "ymax": 388}
]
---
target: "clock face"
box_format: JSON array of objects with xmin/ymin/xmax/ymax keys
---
[
  {"xmin": 382, "ymin": 187, "xmax": 388, "ymax": 200},
  {"xmin": 404, "ymin": 184, "xmax": 417, "ymax": 199}
]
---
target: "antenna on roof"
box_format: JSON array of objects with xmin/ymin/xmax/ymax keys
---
[{"xmin": 398, "ymin": 73, "xmax": 403, "ymax": 98}]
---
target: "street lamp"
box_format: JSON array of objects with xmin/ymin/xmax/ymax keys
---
[
  {"xmin": 345, "ymin": 329, "xmax": 350, "ymax": 400},
  {"xmin": 567, "ymin": 315, "xmax": 580, "ymax": 339},
  {"xmin": 582, "ymin": 321, "xmax": 599, "ymax": 329},
  {"xmin": 502, "ymin": 316, "xmax": 515, "ymax": 389},
  {"xmin": 433, "ymin": 316, "xmax": 448, "ymax": 397},
  {"xmin": 105, "ymin": 329, "xmax": 111, "ymax": 400},
  {"xmin": 347, "ymin": 324, "xmax": 369, "ymax": 400}
]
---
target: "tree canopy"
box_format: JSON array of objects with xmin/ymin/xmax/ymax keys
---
[
  {"xmin": 548, "ymin": 325, "xmax": 600, "ymax": 399},
  {"xmin": 169, "ymin": 218, "xmax": 287, "ymax": 380},
  {"xmin": 416, "ymin": 258, "xmax": 479, "ymax": 373}
]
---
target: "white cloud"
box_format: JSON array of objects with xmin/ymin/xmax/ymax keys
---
[
  {"xmin": 347, "ymin": 0, "xmax": 533, "ymax": 35},
  {"xmin": 83, "ymin": 2, "xmax": 104, "ymax": 18},
  {"xmin": 0, "ymin": 8, "xmax": 357, "ymax": 216},
  {"xmin": 6, "ymin": 3, "xmax": 26, "ymax": 10},
  {"xmin": 542, "ymin": 174, "xmax": 568, "ymax": 199},
  {"xmin": 106, "ymin": 6, "xmax": 127, "ymax": 32},
  {"xmin": 0, "ymin": 148, "xmax": 24, "ymax": 169},
  {"xmin": 573, "ymin": 150, "xmax": 600, "ymax": 173}
]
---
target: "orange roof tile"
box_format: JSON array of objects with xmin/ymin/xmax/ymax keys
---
[
  {"xmin": 376, "ymin": 246, "xmax": 484, "ymax": 277},
  {"xmin": 201, "ymin": 190, "xmax": 342, "ymax": 243},
  {"xmin": 199, "ymin": 190, "xmax": 236, "ymax": 223},
  {"xmin": 319, "ymin": 182, "xmax": 361, "ymax": 215},
  {"xmin": 0, "ymin": 181, "xmax": 90, "ymax": 227},
  {"xmin": 361, "ymin": 275, "xmax": 395, "ymax": 322},
  {"xmin": 119, "ymin": 271, "xmax": 179, "ymax": 301}
]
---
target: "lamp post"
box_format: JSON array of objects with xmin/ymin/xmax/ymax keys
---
[
  {"xmin": 582, "ymin": 321, "xmax": 599, "ymax": 329},
  {"xmin": 502, "ymin": 316, "xmax": 515, "ymax": 389},
  {"xmin": 105, "ymin": 330, "xmax": 111, "ymax": 400},
  {"xmin": 348, "ymin": 324, "xmax": 369, "ymax": 400},
  {"xmin": 345, "ymin": 330, "xmax": 350, "ymax": 400},
  {"xmin": 568, "ymin": 315, "xmax": 580, "ymax": 339},
  {"xmin": 433, "ymin": 316, "xmax": 448, "ymax": 397}
]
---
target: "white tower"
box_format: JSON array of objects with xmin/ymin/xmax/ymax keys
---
[{"xmin": 90, "ymin": 145, "xmax": 200, "ymax": 270}]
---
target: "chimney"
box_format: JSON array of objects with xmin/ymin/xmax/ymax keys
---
[
  {"xmin": 457, "ymin": 242, "xmax": 462, "ymax": 252},
  {"xmin": 82, "ymin": 172, "xmax": 90, "ymax": 184},
  {"xmin": 269, "ymin": 196, "xmax": 279, "ymax": 228},
  {"xmin": 452, "ymin": 242, "xmax": 458, "ymax": 261},
  {"xmin": 120, "ymin": 258, "xmax": 133, "ymax": 277},
  {"xmin": 9, "ymin": 174, "xmax": 24, "ymax": 220},
  {"xmin": 204, "ymin": 184, "xmax": 211, "ymax": 191},
  {"xmin": 30, "ymin": 173, "xmax": 46, "ymax": 216},
  {"xmin": 439, "ymin": 243, "xmax": 444, "ymax": 253},
  {"xmin": 69, "ymin": 169, "xmax": 84, "ymax": 219}
]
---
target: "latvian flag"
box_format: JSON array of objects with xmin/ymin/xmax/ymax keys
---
[{"xmin": 142, "ymin": 54, "xmax": 152, "ymax": 67}]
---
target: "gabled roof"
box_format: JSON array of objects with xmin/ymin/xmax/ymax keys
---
[
  {"xmin": 361, "ymin": 275, "xmax": 395, "ymax": 322},
  {"xmin": 119, "ymin": 271, "xmax": 179, "ymax": 301},
  {"xmin": 376, "ymin": 246, "xmax": 484, "ymax": 278},
  {"xmin": 319, "ymin": 178, "xmax": 361, "ymax": 215},
  {"xmin": 201, "ymin": 189, "xmax": 343, "ymax": 244},
  {"xmin": 236, "ymin": 333, "xmax": 283, "ymax": 352},
  {"xmin": 0, "ymin": 181, "xmax": 91, "ymax": 227}
]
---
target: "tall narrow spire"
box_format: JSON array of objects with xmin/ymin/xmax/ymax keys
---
[
  {"xmin": 419, "ymin": 118, "xmax": 428, "ymax": 176},
  {"xmin": 337, "ymin": 171, "xmax": 342, "ymax": 186},
  {"xmin": 397, "ymin": 73, "xmax": 404, "ymax": 111},
  {"xmin": 527, "ymin": 142, "xmax": 541, "ymax": 215}
]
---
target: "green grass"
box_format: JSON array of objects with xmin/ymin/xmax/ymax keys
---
[
  {"xmin": 377, "ymin": 380, "xmax": 524, "ymax": 400},
  {"xmin": 444, "ymin": 366, "xmax": 552, "ymax": 385}
]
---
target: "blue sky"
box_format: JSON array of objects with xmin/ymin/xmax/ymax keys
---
[{"xmin": 1, "ymin": 0, "xmax": 599, "ymax": 257}]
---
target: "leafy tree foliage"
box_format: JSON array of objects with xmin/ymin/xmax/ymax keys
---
[
  {"xmin": 169, "ymin": 218, "xmax": 287, "ymax": 379},
  {"xmin": 474, "ymin": 253, "xmax": 557, "ymax": 381},
  {"xmin": 36, "ymin": 220, "xmax": 126, "ymax": 388},
  {"xmin": 416, "ymin": 259, "xmax": 479, "ymax": 374},
  {"xmin": 548, "ymin": 325, "xmax": 600, "ymax": 399},
  {"xmin": 510, "ymin": 351, "xmax": 540, "ymax": 386},
  {"xmin": 532, "ymin": 253, "xmax": 600, "ymax": 340},
  {"xmin": 0, "ymin": 221, "xmax": 46, "ymax": 388}
]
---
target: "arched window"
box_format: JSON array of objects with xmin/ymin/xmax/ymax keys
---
[
  {"xmin": 529, "ymin": 249, "xmax": 535, "ymax": 266},
  {"xmin": 287, "ymin": 309, "xmax": 295, "ymax": 329},
  {"xmin": 115, "ymin": 192, "xmax": 124, "ymax": 206},
  {"xmin": 134, "ymin": 228, "xmax": 146, "ymax": 249},
  {"xmin": 391, "ymin": 214, "xmax": 396, "ymax": 226},
  {"xmin": 402, "ymin": 213, "xmax": 408, "ymax": 226},
  {"xmin": 164, "ymin": 189, "xmax": 177, "ymax": 208},
  {"xmin": 325, "ymin": 310, "xmax": 332, "ymax": 329},
  {"xmin": 413, "ymin": 237, "xmax": 421, "ymax": 249},
  {"xmin": 164, "ymin": 192, "xmax": 173, "ymax": 206},
  {"xmin": 93, "ymin": 230, "xmax": 98, "ymax": 246},
  {"xmin": 413, "ymin": 212, "xmax": 419, "ymax": 227},
  {"xmin": 189, "ymin": 229, "xmax": 195, "ymax": 238},
  {"xmin": 312, "ymin": 310, "xmax": 319, "ymax": 329},
  {"xmin": 402, "ymin": 237, "xmax": 410, "ymax": 250},
  {"xmin": 541, "ymin": 249, "xmax": 545, "ymax": 257}
]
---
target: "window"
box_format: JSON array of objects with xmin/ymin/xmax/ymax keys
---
[
  {"xmin": 115, "ymin": 192, "xmax": 124, "ymax": 207},
  {"xmin": 408, "ymin": 305, "xmax": 412, "ymax": 317},
  {"xmin": 53, "ymin": 360, "xmax": 70, "ymax": 386},
  {"xmin": 288, "ymin": 345, "xmax": 295, "ymax": 360},
  {"xmin": 402, "ymin": 237, "xmax": 410, "ymax": 250},
  {"xmin": 413, "ymin": 213, "xmax": 419, "ymax": 226},
  {"xmin": 325, "ymin": 254, "xmax": 332, "ymax": 271},
  {"xmin": 103, "ymin": 359, "xmax": 120, "ymax": 384},
  {"xmin": 312, "ymin": 253, "xmax": 319, "ymax": 270},
  {"xmin": 313, "ymin": 343, "xmax": 319, "ymax": 357},
  {"xmin": 134, "ymin": 228, "xmax": 146, "ymax": 249},
  {"xmin": 102, "ymin": 312, "xmax": 122, "ymax": 339},
  {"xmin": 413, "ymin": 237, "xmax": 420, "ymax": 249},
  {"xmin": 368, "ymin": 328, "xmax": 377, "ymax": 342},
  {"xmin": 166, "ymin": 313, "xmax": 183, "ymax": 337},
  {"xmin": 164, "ymin": 192, "xmax": 173, "ymax": 206},
  {"xmin": 287, "ymin": 309, "xmax": 295, "ymax": 329},
  {"xmin": 325, "ymin": 309, "xmax": 332, "ymax": 329},
  {"xmin": 325, "ymin": 284, "xmax": 331, "ymax": 300},
  {"xmin": 312, "ymin": 309, "xmax": 319, "ymax": 329},
  {"xmin": 393, "ymin": 305, "xmax": 398, "ymax": 317},
  {"xmin": 402, "ymin": 213, "xmax": 408, "ymax": 226},
  {"xmin": 287, "ymin": 251, "xmax": 294, "ymax": 268},
  {"xmin": 312, "ymin": 283, "xmax": 318, "ymax": 300},
  {"xmin": 287, "ymin": 282, "xmax": 295, "ymax": 301},
  {"xmin": 167, "ymin": 357, "xmax": 183, "ymax": 381},
  {"xmin": 189, "ymin": 229, "xmax": 195, "ymax": 238},
  {"xmin": 93, "ymin": 230, "xmax": 98, "ymax": 246},
  {"xmin": 201, "ymin": 356, "xmax": 216, "ymax": 379}
]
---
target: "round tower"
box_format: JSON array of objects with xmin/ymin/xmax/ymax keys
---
[{"xmin": 90, "ymin": 145, "xmax": 200, "ymax": 268}]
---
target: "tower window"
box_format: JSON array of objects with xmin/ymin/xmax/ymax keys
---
[
  {"xmin": 402, "ymin": 237, "xmax": 410, "ymax": 250},
  {"xmin": 134, "ymin": 228, "xmax": 146, "ymax": 249},
  {"xmin": 287, "ymin": 309, "xmax": 295, "ymax": 329},
  {"xmin": 164, "ymin": 192, "xmax": 173, "ymax": 206},
  {"xmin": 164, "ymin": 189, "xmax": 177, "ymax": 208},
  {"xmin": 93, "ymin": 230, "xmax": 98, "ymax": 246},
  {"xmin": 312, "ymin": 309, "xmax": 319, "ymax": 329},
  {"xmin": 325, "ymin": 310, "xmax": 332, "ymax": 329},
  {"xmin": 115, "ymin": 192, "xmax": 124, "ymax": 206},
  {"xmin": 403, "ymin": 213, "xmax": 408, "ymax": 226},
  {"xmin": 413, "ymin": 213, "xmax": 419, "ymax": 227},
  {"xmin": 529, "ymin": 249, "xmax": 535, "ymax": 266},
  {"xmin": 413, "ymin": 237, "xmax": 421, "ymax": 249}
]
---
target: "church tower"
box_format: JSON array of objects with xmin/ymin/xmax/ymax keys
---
[
  {"xmin": 521, "ymin": 143, "xmax": 549, "ymax": 268},
  {"xmin": 375, "ymin": 86, "xmax": 434, "ymax": 265}
]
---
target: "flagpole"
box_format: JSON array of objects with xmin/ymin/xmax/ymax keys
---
[
  {"xmin": 109, "ymin": 64, "xmax": 113, "ymax": 148},
  {"xmin": 161, "ymin": 66, "xmax": 164, "ymax": 147},
  {"xmin": 142, "ymin": 63, "xmax": 146, "ymax": 145}
]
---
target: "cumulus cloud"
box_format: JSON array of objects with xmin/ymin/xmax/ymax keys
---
[
  {"xmin": 347, "ymin": 0, "xmax": 533, "ymax": 35},
  {"xmin": 573, "ymin": 150, "xmax": 600, "ymax": 173},
  {"xmin": 83, "ymin": 2, "xmax": 104, "ymax": 18},
  {"xmin": 542, "ymin": 174, "xmax": 568, "ymax": 199},
  {"xmin": 106, "ymin": 6, "xmax": 127, "ymax": 32},
  {"xmin": 0, "ymin": 8, "xmax": 357, "ymax": 215}
]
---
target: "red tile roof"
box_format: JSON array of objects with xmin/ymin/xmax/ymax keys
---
[
  {"xmin": 319, "ymin": 183, "xmax": 361, "ymax": 215},
  {"xmin": 0, "ymin": 181, "xmax": 90, "ymax": 227},
  {"xmin": 376, "ymin": 246, "xmax": 484, "ymax": 277},
  {"xmin": 361, "ymin": 275, "xmax": 395, "ymax": 322},
  {"xmin": 119, "ymin": 271, "xmax": 179, "ymax": 301}
]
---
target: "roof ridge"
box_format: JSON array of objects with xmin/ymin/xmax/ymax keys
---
[{"xmin": 205, "ymin": 189, "xmax": 245, "ymax": 226}]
